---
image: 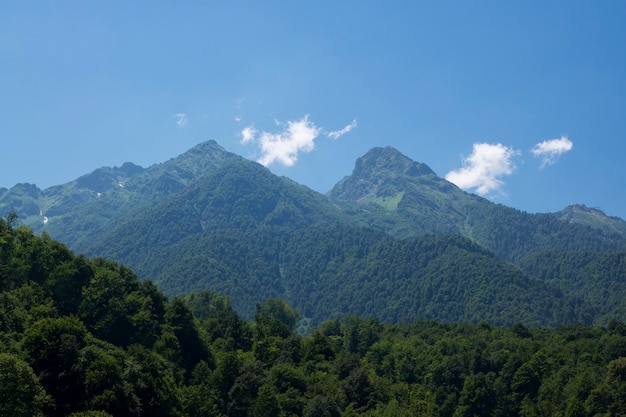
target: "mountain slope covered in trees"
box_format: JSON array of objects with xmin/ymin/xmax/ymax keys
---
[
  {"xmin": 2, "ymin": 140, "xmax": 626, "ymax": 328},
  {"xmin": 78, "ymin": 157, "xmax": 610, "ymax": 328},
  {"xmin": 120, "ymin": 223, "xmax": 593, "ymax": 328},
  {"xmin": 2, "ymin": 218, "xmax": 626, "ymax": 416},
  {"xmin": 0, "ymin": 140, "xmax": 238, "ymax": 249}
]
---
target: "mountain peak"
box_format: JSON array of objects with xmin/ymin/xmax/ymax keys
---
[
  {"xmin": 183, "ymin": 139, "xmax": 224, "ymax": 156},
  {"xmin": 354, "ymin": 146, "xmax": 435, "ymax": 178},
  {"xmin": 74, "ymin": 163, "xmax": 145, "ymax": 193},
  {"xmin": 328, "ymin": 146, "xmax": 436, "ymax": 201},
  {"xmin": 554, "ymin": 204, "xmax": 626, "ymax": 237}
]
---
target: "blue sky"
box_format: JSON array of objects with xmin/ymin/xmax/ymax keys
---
[{"xmin": 2, "ymin": 2, "xmax": 626, "ymax": 219}]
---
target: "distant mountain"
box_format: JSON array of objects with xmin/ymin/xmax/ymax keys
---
[
  {"xmin": 83, "ymin": 158, "xmax": 354, "ymax": 273},
  {"xmin": 0, "ymin": 183, "xmax": 42, "ymax": 220},
  {"xmin": 329, "ymin": 146, "xmax": 626, "ymax": 262},
  {"xmin": 2, "ymin": 141, "xmax": 626, "ymax": 327},
  {"xmin": 81, "ymin": 161, "xmax": 592, "ymax": 327},
  {"xmin": 554, "ymin": 204, "xmax": 626, "ymax": 238},
  {"xmin": 0, "ymin": 163, "xmax": 144, "ymax": 223},
  {"xmin": 75, "ymin": 146, "xmax": 617, "ymax": 327},
  {"xmin": 328, "ymin": 146, "xmax": 438, "ymax": 202},
  {"xmin": 328, "ymin": 146, "xmax": 477, "ymax": 236},
  {"xmin": 0, "ymin": 140, "xmax": 238, "ymax": 249}
]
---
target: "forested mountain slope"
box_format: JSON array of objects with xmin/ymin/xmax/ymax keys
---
[
  {"xmin": 2, "ymin": 217, "xmax": 626, "ymax": 417},
  {"xmin": 3, "ymin": 140, "xmax": 626, "ymax": 328},
  {"xmin": 0, "ymin": 140, "xmax": 238, "ymax": 249},
  {"xmin": 149, "ymin": 226, "xmax": 594, "ymax": 328},
  {"xmin": 82, "ymin": 158, "xmax": 354, "ymax": 266},
  {"xmin": 81, "ymin": 158, "xmax": 596, "ymax": 328},
  {"xmin": 518, "ymin": 250, "xmax": 626, "ymax": 324}
]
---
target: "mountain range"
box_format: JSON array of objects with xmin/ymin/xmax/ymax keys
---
[{"xmin": 2, "ymin": 140, "xmax": 626, "ymax": 328}]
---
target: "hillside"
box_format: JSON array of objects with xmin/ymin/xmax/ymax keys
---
[
  {"xmin": 3, "ymin": 218, "xmax": 626, "ymax": 416},
  {"xmin": 0, "ymin": 140, "xmax": 238, "ymax": 249},
  {"xmin": 518, "ymin": 250, "xmax": 626, "ymax": 324},
  {"xmin": 82, "ymin": 157, "xmax": 597, "ymax": 328},
  {"xmin": 3, "ymin": 140, "xmax": 626, "ymax": 327},
  {"xmin": 122, "ymin": 225, "xmax": 593, "ymax": 328},
  {"xmin": 82, "ymin": 158, "xmax": 354, "ymax": 263}
]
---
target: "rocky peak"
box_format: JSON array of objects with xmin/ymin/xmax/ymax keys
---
[
  {"xmin": 352, "ymin": 146, "xmax": 435, "ymax": 179},
  {"xmin": 328, "ymin": 146, "xmax": 435, "ymax": 201},
  {"xmin": 555, "ymin": 204, "xmax": 626, "ymax": 237}
]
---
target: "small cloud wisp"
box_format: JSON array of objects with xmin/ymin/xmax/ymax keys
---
[
  {"xmin": 531, "ymin": 136, "xmax": 573, "ymax": 167},
  {"xmin": 327, "ymin": 119, "xmax": 357, "ymax": 140},
  {"xmin": 174, "ymin": 113, "xmax": 188, "ymax": 128},
  {"xmin": 445, "ymin": 143, "xmax": 519, "ymax": 196},
  {"xmin": 240, "ymin": 125, "xmax": 257, "ymax": 144}
]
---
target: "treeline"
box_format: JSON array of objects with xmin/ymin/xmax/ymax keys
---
[{"xmin": 2, "ymin": 218, "xmax": 626, "ymax": 416}]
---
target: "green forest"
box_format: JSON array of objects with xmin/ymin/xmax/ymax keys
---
[{"xmin": 2, "ymin": 216, "xmax": 626, "ymax": 417}]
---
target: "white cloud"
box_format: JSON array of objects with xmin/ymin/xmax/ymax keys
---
[
  {"xmin": 445, "ymin": 143, "xmax": 519, "ymax": 196},
  {"xmin": 240, "ymin": 115, "xmax": 356, "ymax": 167},
  {"xmin": 240, "ymin": 125, "xmax": 257, "ymax": 144},
  {"xmin": 531, "ymin": 136, "xmax": 573, "ymax": 167},
  {"xmin": 174, "ymin": 113, "xmax": 188, "ymax": 128},
  {"xmin": 246, "ymin": 115, "xmax": 321, "ymax": 166},
  {"xmin": 327, "ymin": 119, "xmax": 357, "ymax": 140}
]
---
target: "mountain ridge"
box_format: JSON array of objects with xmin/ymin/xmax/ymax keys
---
[
  {"xmin": 328, "ymin": 146, "xmax": 437, "ymax": 202},
  {"xmin": 329, "ymin": 146, "xmax": 626, "ymax": 260},
  {"xmin": 3, "ymin": 141, "xmax": 623, "ymax": 231},
  {"xmin": 2, "ymin": 140, "xmax": 626, "ymax": 327},
  {"xmin": 554, "ymin": 204, "xmax": 626, "ymax": 237},
  {"xmin": 0, "ymin": 140, "xmax": 238, "ymax": 248}
]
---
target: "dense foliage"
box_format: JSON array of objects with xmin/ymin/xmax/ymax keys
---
[
  {"xmin": 85, "ymin": 196, "xmax": 597, "ymax": 328},
  {"xmin": 518, "ymin": 250, "xmax": 626, "ymax": 324},
  {"xmin": 2, "ymin": 218, "xmax": 626, "ymax": 416}
]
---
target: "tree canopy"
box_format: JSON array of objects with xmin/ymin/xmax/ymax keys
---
[{"xmin": 1, "ymin": 220, "xmax": 626, "ymax": 416}]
